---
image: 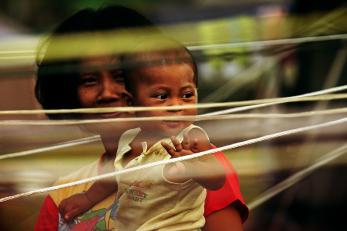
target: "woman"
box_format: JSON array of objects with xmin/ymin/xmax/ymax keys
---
[{"xmin": 34, "ymin": 5, "xmax": 248, "ymax": 231}]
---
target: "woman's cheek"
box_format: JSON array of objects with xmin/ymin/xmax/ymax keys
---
[{"xmin": 77, "ymin": 88, "xmax": 97, "ymax": 108}]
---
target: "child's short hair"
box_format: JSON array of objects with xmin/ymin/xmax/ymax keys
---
[{"xmin": 122, "ymin": 36, "xmax": 198, "ymax": 94}]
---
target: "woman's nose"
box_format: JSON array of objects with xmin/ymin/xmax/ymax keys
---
[{"xmin": 97, "ymin": 73, "xmax": 126, "ymax": 104}]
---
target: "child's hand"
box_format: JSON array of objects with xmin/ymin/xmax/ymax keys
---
[
  {"xmin": 161, "ymin": 128, "xmax": 225, "ymax": 190},
  {"xmin": 58, "ymin": 192, "xmax": 94, "ymax": 222},
  {"xmin": 161, "ymin": 135, "xmax": 192, "ymax": 183},
  {"xmin": 161, "ymin": 128, "xmax": 211, "ymax": 157},
  {"xmin": 161, "ymin": 129, "xmax": 211, "ymax": 183},
  {"xmin": 161, "ymin": 133, "xmax": 194, "ymax": 158}
]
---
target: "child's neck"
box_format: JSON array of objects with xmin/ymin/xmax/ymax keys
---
[
  {"xmin": 130, "ymin": 129, "xmax": 164, "ymax": 154},
  {"xmin": 121, "ymin": 128, "xmax": 165, "ymax": 165}
]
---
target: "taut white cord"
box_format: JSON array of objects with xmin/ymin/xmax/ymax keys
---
[
  {"xmin": 0, "ymin": 116, "xmax": 345, "ymax": 203},
  {"xmin": 0, "ymin": 135, "xmax": 100, "ymax": 160},
  {"xmin": 1, "ymin": 107, "xmax": 346, "ymax": 160},
  {"xmin": 202, "ymin": 85, "xmax": 347, "ymax": 116}
]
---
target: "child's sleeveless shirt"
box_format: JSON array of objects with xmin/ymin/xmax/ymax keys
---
[{"xmin": 113, "ymin": 124, "xmax": 208, "ymax": 231}]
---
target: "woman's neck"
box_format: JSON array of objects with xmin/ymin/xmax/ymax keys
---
[{"xmin": 100, "ymin": 133, "xmax": 122, "ymax": 160}]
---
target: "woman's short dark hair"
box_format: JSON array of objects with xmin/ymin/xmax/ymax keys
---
[{"xmin": 35, "ymin": 5, "xmax": 157, "ymax": 119}]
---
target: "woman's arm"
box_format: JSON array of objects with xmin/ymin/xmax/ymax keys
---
[
  {"xmin": 203, "ymin": 204, "xmax": 243, "ymax": 231},
  {"xmin": 34, "ymin": 195, "xmax": 59, "ymax": 231},
  {"xmin": 203, "ymin": 149, "xmax": 249, "ymax": 230}
]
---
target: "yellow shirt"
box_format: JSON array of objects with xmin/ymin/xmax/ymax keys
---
[
  {"xmin": 113, "ymin": 125, "xmax": 207, "ymax": 231},
  {"xmin": 50, "ymin": 160, "xmax": 119, "ymax": 230}
]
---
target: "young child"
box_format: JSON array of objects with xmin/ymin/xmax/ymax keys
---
[{"xmin": 59, "ymin": 36, "xmax": 226, "ymax": 230}]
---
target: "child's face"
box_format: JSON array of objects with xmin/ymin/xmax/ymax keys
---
[{"xmin": 131, "ymin": 61, "xmax": 197, "ymax": 137}]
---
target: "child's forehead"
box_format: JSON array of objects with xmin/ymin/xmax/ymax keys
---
[
  {"xmin": 134, "ymin": 49, "xmax": 187, "ymax": 62},
  {"xmin": 135, "ymin": 62, "xmax": 195, "ymax": 85},
  {"xmin": 130, "ymin": 49, "xmax": 192, "ymax": 73}
]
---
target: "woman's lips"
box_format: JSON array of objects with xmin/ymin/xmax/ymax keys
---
[{"xmin": 99, "ymin": 112, "xmax": 123, "ymax": 118}]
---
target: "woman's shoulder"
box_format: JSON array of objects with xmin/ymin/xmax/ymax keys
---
[{"xmin": 50, "ymin": 159, "xmax": 100, "ymax": 205}]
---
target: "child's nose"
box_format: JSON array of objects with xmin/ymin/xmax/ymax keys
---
[{"xmin": 167, "ymin": 97, "xmax": 183, "ymax": 112}]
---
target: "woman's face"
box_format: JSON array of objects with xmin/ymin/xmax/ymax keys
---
[{"xmin": 77, "ymin": 55, "xmax": 134, "ymax": 135}]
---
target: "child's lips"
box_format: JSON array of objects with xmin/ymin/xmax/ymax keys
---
[{"xmin": 163, "ymin": 120, "xmax": 182, "ymax": 128}]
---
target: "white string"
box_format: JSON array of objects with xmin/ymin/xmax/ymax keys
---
[
  {"xmin": 1, "ymin": 78, "xmax": 346, "ymax": 123},
  {"xmin": 1, "ymin": 106, "xmax": 346, "ymax": 126},
  {"xmin": 0, "ymin": 135, "xmax": 100, "ymax": 160},
  {"xmin": 1, "ymin": 107, "xmax": 346, "ymax": 161},
  {"xmin": 1, "ymin": 107, "xmax": 346, "ymax": 160},
  {"xmin": 0, "ymin": 116, "xmax": 345, "ymax": 203},
  {"xmin": 0, "ymin": 89, "xmax": 347, "ymax": 115},
  {"xmin": 248, "ymin": 143, "xmax": 347, "ymax": 210},
  {"xmin": 202, "ymin": 85, "xmax": 347, "ymax": 116},
  {"xmin": 0, "ymin": 93, "xmax": 346, "ymax": 116}
]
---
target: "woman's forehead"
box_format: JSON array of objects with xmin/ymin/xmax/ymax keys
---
[
  {"xmin": 79, "ymin": 55, "xmax": 121, "ymax": 72},
  {"xmin": 81, "ymin": 55, "xmax": 120, "ymax": 65}
]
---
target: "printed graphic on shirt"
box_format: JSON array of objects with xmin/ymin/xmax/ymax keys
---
[
  {"xmin": 122, "ymin": 180, "xmax": 154, "ymax": 202},
  {"xmin": 58, "ymin": 199, "xmax": 119, "ymax": 231},
  {"xmin": 126, "ymin": 187, "xmax": 147, "ymax": 202}
]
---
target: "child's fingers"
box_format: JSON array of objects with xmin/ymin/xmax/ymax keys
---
[
  {"xmin": 187, "ymin": 128, "xmax": 211, "ymax": 152},
  {"xmin": 190, "ymin": 138, "xmax": 200, "ymax": 153},
  {"xmin": 182, "ymin": 132, "xmax": 190, "ymax": 150},
  {"xmin": 161, "ymin": 141, "xmax": 180, "ymax": 158},
  {"xmin": 170, "ymin": 136, "xmax": 182, "ymax": 152}
]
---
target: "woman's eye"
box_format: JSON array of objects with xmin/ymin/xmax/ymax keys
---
[
  {"xmin": 111, "ymin": 70, "xmax": 125, "ymax": 83},
  {"xmin": 79, "ymin": 74, "xmax": 98, "ymax": 86},
  {"xmin": 113, "ymin": 75, "xmax": 125, "ymax": 83},
  {"xmin": 153, "ymin": 93, "xmax": 168, "ymax": 100}
]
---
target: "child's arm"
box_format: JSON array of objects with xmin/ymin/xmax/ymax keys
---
[
  {"xmin": 161, "ymin": 129, "xmax": 225, "ymax": 190},
  {"xmin": 59, "ymin": 159, "xmax": 117, "ymax": 222}
]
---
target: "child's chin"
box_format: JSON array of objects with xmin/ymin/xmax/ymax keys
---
[{"xmin": 161, "ymin": 122, "xmax": 186, "ymax": 136}]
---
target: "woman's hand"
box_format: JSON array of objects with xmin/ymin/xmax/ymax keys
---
[{"xmin": 58, "ymin": 192, "xmax": 94, "ymax": 222}]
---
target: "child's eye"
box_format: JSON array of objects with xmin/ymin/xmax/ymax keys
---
[
  {"xmin": 79, "ymin": 73, "xmax": 98, "ymax": 86},
  {"xmin": 182, "ymin": 91, "xmax": 195, "ymax": 99}
]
